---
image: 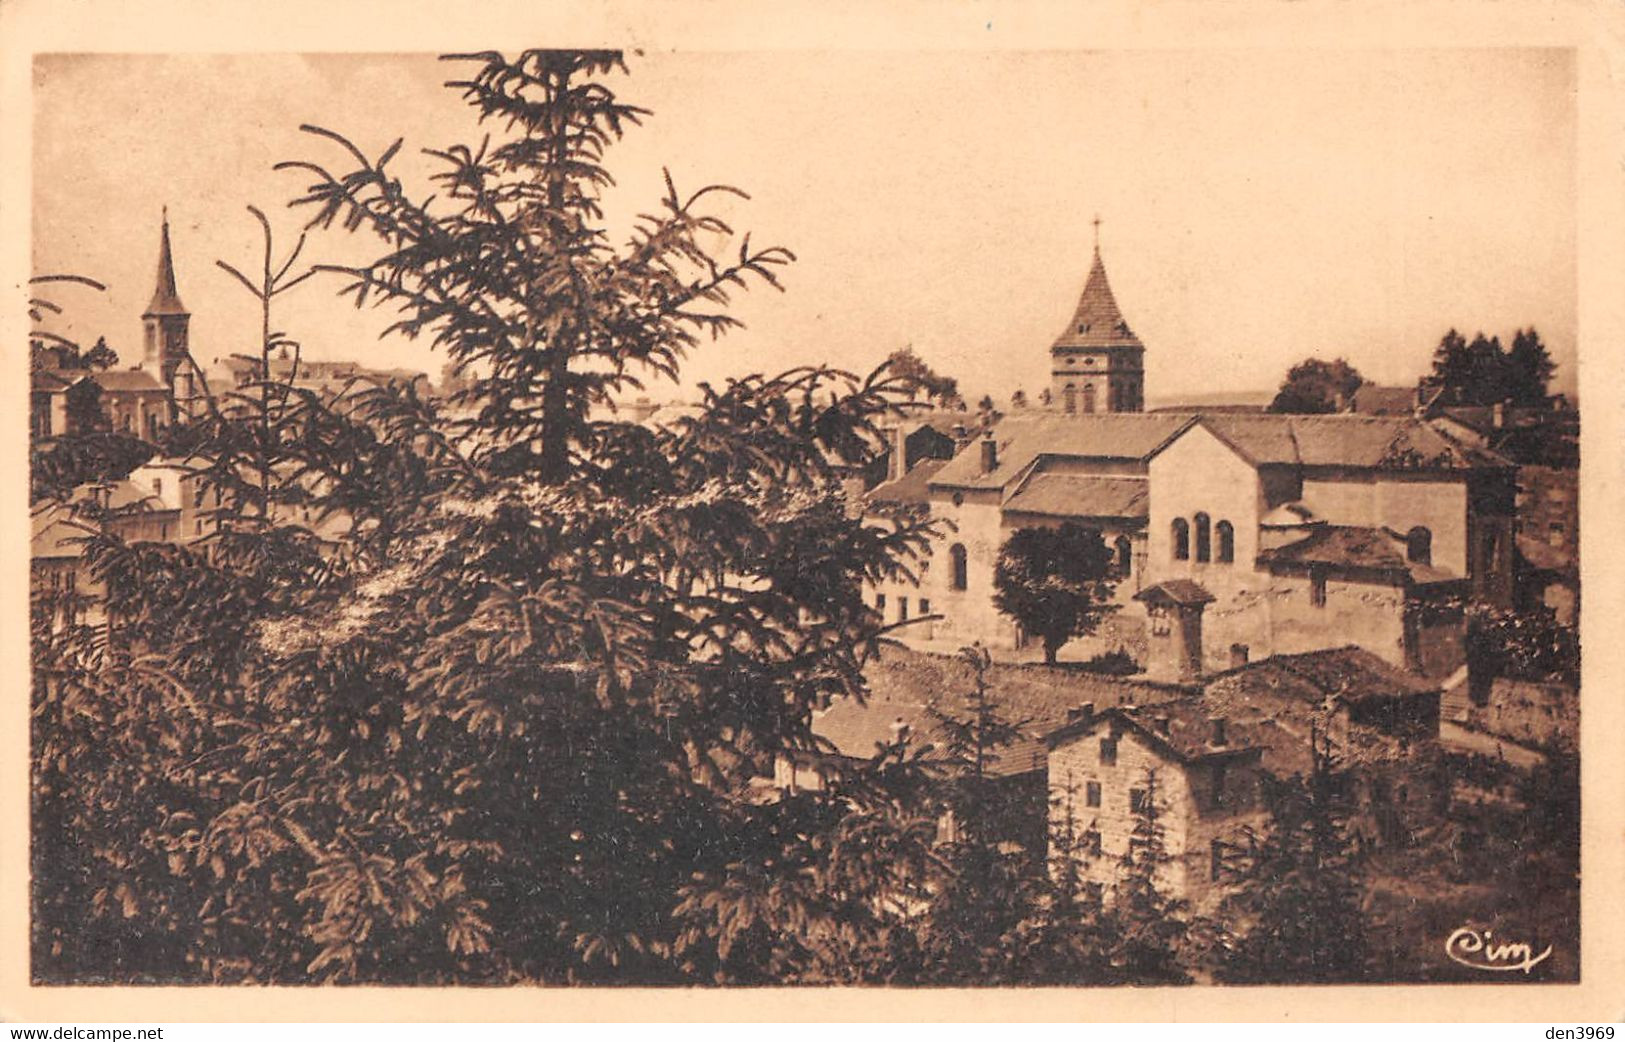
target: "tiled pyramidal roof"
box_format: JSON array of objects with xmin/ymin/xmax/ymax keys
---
[{"xmin": 1051, "ymin": 247, "xmax": 1143, "ymax": 352}]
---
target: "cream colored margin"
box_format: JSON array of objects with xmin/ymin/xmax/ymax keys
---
[{"xmin": 1, "ymin": 0, "xmax": 1621, "ymax": 1023}]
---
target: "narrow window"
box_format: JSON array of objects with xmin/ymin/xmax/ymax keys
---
[
  {"xmin": 898, "ymin": 597, "xmax": 909, "ymax": 622},
  {"xmin": 875, "ymin": 593, "xmax": 887, "ymax": 615},
  {"xmin": 918, "ymin": 598, "xmax": 931, "ymax": 615},
  {"xmin": 1130, "ymin": 788, "xmax": 1148, "ymax": 814},
  {"xmin": 153, "ymin": 477, "xmax": 163, "ymax": 496},
  {"xmin": 1100, "ymin": 737, "xmax": 1118, "ymax": 767},
  {"xmin": 1085, "ymin": 781, "xmax": 1102, "ymax": 808},
  {"xmin": 950, "ymin": 543, "xmax": 968, "ymax": 591},
  {"xmin": 1114, "ymin": 534, "xmax": 1133, "ymax": 577},
  {"xmin": 1406, "ymin": 526, "xmax": 1432, "ymax": 565},
  {"xmin": 1216, "ymin": 520, "xmax": 1234, "ymax": 563},
  {"xmin": 1195, "ymin": 512, "xmax": 1211, "ymax": 563},
  {"xmin": 1081, "ymin": 384, "xmax": 1097, "ymax": 414},
  {"xmin": 1171, "ymin": 518, "xmax": 1190, "ymax": 561},
  {"xmin": 1310, "ymin": 570, "xmax": 1327, "ymax": 608},
  {"xmin": 1211, "ymin": 839, "xmax": 1225, "ymax": 882},
  {"xmin": 1063, "ymin": 385, "xmax": 1077, "ymax": 415}
]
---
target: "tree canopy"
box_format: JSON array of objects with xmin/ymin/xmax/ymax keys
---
[
  {"xmin": 992, "ymin": 523, "xmax": 1119, "ymax": 665},
  {"xmin": 1425, "ymin": 328, "xmax": 1556, "ymax": 407},
  {"xmin": 1268, "ymin": 357, "xmax": 1365, "ymax": 414},
  {"xmin": 32, "ymin": 48, "xmax": 938, "ymax": 985}
]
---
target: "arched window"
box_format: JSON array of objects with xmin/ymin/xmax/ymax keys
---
[
  {"xmin": 1216, "ymin": 520, "xmax": 1234, "ymax": 563},
  {"xmin": 950, "ymin": 543, "xmax": 968, "ymax": 590},
  {"xmin": 1406, "ymin": 526, "xmax": 1432, "ymax": 565},
  {"xmin": 1171, "ymin": 518, "xmax": 1190, "ymax": 560},
  {"xmin": 1063, "ymin": 385, "xmax": 1077, "ymax": 415},
  {"xmin": 1082, "ymin": 384, "xmax": 1097, "ymax": 414},
  {"xmin": 1114, "ymin": 534, "xmax": 1133, "ymax": 577},
  {"xmin": 1195, "ymin": 512, "xmax": 1212, "ymax": 563}
]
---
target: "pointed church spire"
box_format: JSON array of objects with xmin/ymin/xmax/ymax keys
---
[
  {"xmin": 1051, "ymin": 242, "xmax": 1138, "ymax": 352},
  {"xmin": 145, "ymin": 208, "xmax": 188, "ymax": 317}
]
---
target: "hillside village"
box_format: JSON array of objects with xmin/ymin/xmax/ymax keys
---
[{"xmin": 27, "ymin": 50, "xmax": 1581, "ymax": 985}]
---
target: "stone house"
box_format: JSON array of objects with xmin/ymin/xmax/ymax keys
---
[{"xmin": 1046, "ymin": 645, "xmax": 1445, "ymax": 912}]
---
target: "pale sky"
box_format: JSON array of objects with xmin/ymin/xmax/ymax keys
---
[{"xmin": 32, "ymin": 48, "xmax": 1577, "ymax": 405}]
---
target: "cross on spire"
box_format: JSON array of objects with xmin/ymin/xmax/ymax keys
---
[{"xmin": 1092, "ymin": 213, "xmax": 1102, "ymax": 251}]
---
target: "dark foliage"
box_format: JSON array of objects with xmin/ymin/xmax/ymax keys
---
[
  {"xmin": 1268, "ymin": 357, "xmax": 1365, "ymax": 414},
  {"xmin": 1425, "ymin": 328, "xmax": 1556, "ymax": 407},
  {"xmin": 32, "ymin": 49, "xmax": 938, "ymax": 985},
  {"xmin": 1212, "ymin": 729, "xmax": 1372, "ymax": 983},
  {"xmin": 993, "ymin": 523, "xmax": 1119, "ymax": 665}
]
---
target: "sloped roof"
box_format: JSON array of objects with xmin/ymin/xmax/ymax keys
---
[
  {"xmin": 1189, "ymin": 414, "xmax": 1505, "ymax": 471},
  {"xmin": 929, "ymin": 413, "xmax": 1192, "ymax": 491},
  {"xmin": 1002, "ymin": 473, "xmax": 1149, "ymax": 520},
  {"xmin": 1257, "ymin": 524, "xmax": 1461, "ymax": 584},
  {"xmin": 811, "ymin": 645, "xmax": 1187, "ymax": 777},
  {"xmin": 1351, "ymin": 385, "xmax": 1417, "ymax": 416},
  {"xmin": 1208, "ymin": 645, "xmax": 1439, "ymax": 707},
  {"xmin": 1051, "ymin": 248, "xmax": 1144, "ymax": 353},
  {"xmin": 1109, "ymin": 700, "xmax": 1265, "ymax": 764},
  {"xmin": 31, "ymin": 505, "xmax": 85, "ymax": 559},
  {"xmin": 94, "ymin": 369, "xmax": 168, "ymax": 393},
  {"xmin": 32, "ymin": 368, "xmax": 93, "ymax": 393},
  {"xmin": 868, "ymin": 458, "xmax": 949, "ymax": 507},
  {"xmin": 1134, "ymin": 579, "xmax": 1215, "ymax": 606}
]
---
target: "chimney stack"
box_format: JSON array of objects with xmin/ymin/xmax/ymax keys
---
[
  {"xmin": 951, "ymin": 422, "xmax": 969, "ymax": 450},
  {"xmin": 980, "ymin": 433, "xmax": 998, "ymax": 474},
  {"xmin": 888, "ymin": 424, "xmax": 908, "ymax": 483},
  {"xmin": 1209, "ymin": 716, "xmax": 1228, "ymax": 746},
  {"xmin": 1066, "ymin": 703, "xmax": 1096, "ymax": 728}
]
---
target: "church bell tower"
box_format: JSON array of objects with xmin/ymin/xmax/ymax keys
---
[
  {"xmin": 142, "ymin": 209, "xmax": 191, "ymax": 387},
  {"xmin": 1049, "ymin": 218, "xmax": 1145, "ymax": 414}
]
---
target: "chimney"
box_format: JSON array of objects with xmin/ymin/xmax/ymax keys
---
[
  {"xmin": 979, "ymin": 433, "xmax": 998, "ymax": 474},
  {"xmin": 951, "ymin": 422, "xmax": 969, "ymax": 449},
  {"xmin": 887, "ymin": 425, "xmax": 908, "ymax": 483},
  {"xmin": 1066, "ymin": 703, "xmax": 1096, "ymax": 728},
  {"xmin": 1209, "ymin": 716, "xmax": 1228, "ymax": 746}
]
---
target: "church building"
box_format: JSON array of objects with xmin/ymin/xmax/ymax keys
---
[{"xmin": 863, "ymin": 229, "xmax": 1515, "ymax": 680}]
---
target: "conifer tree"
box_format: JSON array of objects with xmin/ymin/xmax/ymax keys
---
[
  {"xmin": 32, "ymin": 49, "xmax": 935, "ymax": 984},
  {"xmin": 1213, "ymin": 727, "xmax": 1371, "ymax": 983}
]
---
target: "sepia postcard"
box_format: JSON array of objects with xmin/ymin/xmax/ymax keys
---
[{"xmin": 3, "ymin": 0, "xmax": 1623, "ymax": 1024}]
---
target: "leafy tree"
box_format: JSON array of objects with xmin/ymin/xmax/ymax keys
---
[
  {"xmin": 1213, "ymin": 728, "xmax": 1371, "ymax": 983},
  {"xmin": 1009, "ymin": 389, "xmax": 1028, "ymax": 410},
  {"xmin": 1038, "ymin": 388, "xmax": 1053, "ymax": 408},
  {"xmin": 33, "ymin": 49, "xmax": 935, "ymax": 984},
  {"xmin": 1268, "ymin": 357, "xmax": 1365, "ymax": 414},
  {"xmin": 1465, "ymin": 600, "xmax": 1579, "ymax": 698},
  {"xmin": 993, "ymin": 523, "xmax": 1119, "ymax": 665},
  {"xmin": 82, "ymin": 336, "xmax": 120, "ymax": 371},
  {"xmin": 884, "ymin": 346, "xmax": 959, "ymax": 406}
]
